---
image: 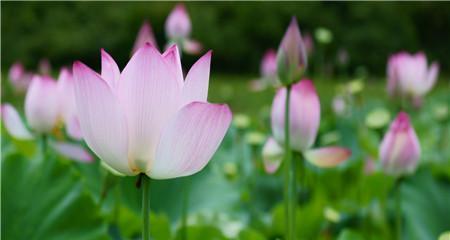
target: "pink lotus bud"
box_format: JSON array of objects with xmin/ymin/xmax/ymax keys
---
[
  {"xmin": 271, "ymin": 79, "xmax": 320, "ymax": 152},
  {"xmin": 261, "ymin": 49, "xmax": 277, "ymax": 78},
  {"xmin": 387, "ymin": 52, "xmax": 439, "ymax": 98},
  {"xmin": 132, "ymin": 20, "xmax": 158, "ymax": 55},
  {"xmin": 8, "ymin": 62, "xmax": 32, "ymax": 92},
  {"xmin": 276, "ymin": 17, "xmax": 308, "ymax": 85},
  {"xmin": 165, "ymin": 3, "xmax": 191, "ymax": 39},
  {"xmin": 72, "ymin": 44, "xmax": 231, "ymax": 178},
  {"xmin": 25, "ymin": 75, "xmax": 60, "ymax": 133},
  {"xmin": 380, "ymin": 112, "xmax": 420, "ymax": 176}
]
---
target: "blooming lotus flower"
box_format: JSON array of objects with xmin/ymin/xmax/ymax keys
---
[
  {"xmin": 72, "ymin": 44, "xmax": 232, "ymax": 178},
  {"xmin": 380, "ymin": 112, "xmax": 420, "ymax": 176},
  {"xmin": 8, "ymin": 62, "xmax": 32, "ymax": 92},
  {"xmin": 276, "ymin": 17, "xmax": 308, "ymax": 85},
  {"xmin": 387, "ymin": 52, "xmax": 439, "ymax": 98},
  {"xmin": 165, "ymin": 4, "xmax": 202, "ymax": 55},
  {"xmin": 132, "ymin": 20, "xmax": 158, "ymax": 55},
  {"xmin": 263, "ymin": 79, "xmax": 351, "ymax": 173},
  {"xmin": 1, "ymin": 103, "xmax": 92, "ymax": 162}
]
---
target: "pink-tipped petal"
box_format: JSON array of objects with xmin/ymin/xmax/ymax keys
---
[
  {"xmin": 162, "ymin": 44, "xmax": 184, "ymax": 87},
  {"xmin": 57, "ymin": 67, "xmax": 80, "ymax": 139},
  {"xmin": 25, "ymin": 75, "xmax": 60, "ymax": 133},
  {"xmin": 182, "ymin": 51, "xmax": 212, "ymax": 104},
  {"xmin": 423, "ymin": 62, "xmax": 439, "ymax": 94},
  {"xmin": 73, "ymin": 61, "xmax": 133, "ymax": 175},
  {"xmin": 66, "ymin": 117, "xmax": 83, "ymax": 140},
  {"xmin": 165, "ymin": 3, "xmax": 191, "ymax": 39},
  {"xmin": 183, "ymin": 39, "xmax": 203, "ymax": 55},
  {"xmin": 261, "ymin": 49, "xmax": 277, "ymax": 77},
  {"xmin": 50, "ymin": 141, "xmax": 93, "ymax": 163},
  {"xmin": 262, "ymin": 137, "xmax": 283, "ymax": 174},
  {"xmin": 132, "ymin": 20, "xmax": 158, "ymax": 55},
  {"xmin": 101, "ymin": 49, "xmax": 121, "ymax": 90},
  {"xmin": 304, "ymin": 147, "xmax": 351, "ymax": 168},
  {"xmin": 1, "ymin": 104, "xmax": 34, "ymax": 140},
  {"xmin": 271, "ymin": 79, "xmax": 320, "ymax": 152},
  {"xmin": 118, "ymin": 44, "xmax": 182, "ymax": 172},
  {"xmin": 380, "ymin": 112, "xmax": 421, "ymax": 176},
  {"xmin": 149, "ymin": 102, "xmax": 232, "ymax": 179}
]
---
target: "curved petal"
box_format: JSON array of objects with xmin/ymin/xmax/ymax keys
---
[
  {"xmin": 262, "ymin": 137, "xmax": 283, "ymax": 174},
  {"xmin": 182, "ymin": 51, "xmax": 212, "ymax": 105},
  {"xmin": 1, "ymin": 104, "xmax": 34, "ymax": 140},
  {"xmin": 148, "ymin": 102, "xmax": 232, "ymax": 179},
  {"xmin": 73, "ymin": 61, "xmax": 134, "ymax": 175},
  {"xmin": 423, "ymin": 62, "xmax": 439, "ymax": 94},
  {"xmin": 66, "ymin": 117, "xmax": 83, "ymax": 140},
  {"xmin": 118, "ymin": 44, "xmax": 182, "ymax": 172},
  {"xmin": 132, "ymin": 20, "xmax": 158, "ymax": 55},
  {"xmin": 50, "ymin": 141, "xmax": 93, "ymax": 163},
  {"xmin": 25, "ymin": 75, "xmax": 60, "ymax": 133},
  {"xmin": 162, "ymin": 44, "xmax": 184, "ymax": 87},
  {"xmin": 101, "ymin": 49, "xmax": 121, "ymax": 90},
  {"xmin": 304, "ymin": 147, "xmax": 351, "ymax": 168}
]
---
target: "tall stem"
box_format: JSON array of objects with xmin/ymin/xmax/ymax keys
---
[
  {"xmin": 395, "ymin": 179, "xmax": 402, "ymax": 240},
  {"xmin": 181, "ymin": 178, "xmax": 191, "ymax": 240},
  {"xmin": 40, "ymin": 134, "xmax": 48, "ymax": 160},
  {"xmin": 283, "ymin": 85, "xmax": 294, "ymax": 240},
  {"xmin": 142, "ymin": 174, "xmax": 150, "ymax": 240}
]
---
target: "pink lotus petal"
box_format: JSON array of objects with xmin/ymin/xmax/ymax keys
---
[
  {"xmin": 101, "ymin": 49, "xmax": 121, "ymax": 90},
  {"xmin": 304, "ymin": 147, "xmax": 351, "ymax": 168},
  {"xmin": 1, "ymin": 103, "xmax": 34, "ymax": 140},
  {"xmin": 132, "ymin": 20, "xmax": 158, "ymax": 55},
  {"xmin": 262, "ymin": 137, "xmax": 283, "ymax": 174},
  {"xmin": 66, "ymin": 117, "xmax": 83, "ymax": 140},
  {"xmin": 380, "ymin": 112, "xmax": 420, "ymax": 176},
  {"xmin": 118, "ymin": 44, "xmax": 182, "ymax": 172},
  {"xmin": 182, "ymin": 51, "xmax": 212, "ymax": 105},
  {"xmin": 165, "ymin": 3, "xmax": 191, "ymax": 39},
  {"xmin": 25, "ymin": 75, "xmax": 60, "ymax": 133},
  {"xmin": 260, "ymin": 49, "xmax": 277, "ymax": 77},
  {"xmin": 271, "ymin": 79, "xmax": 320, "ymax": 152},
  {"xmin": 50, "ymin": 141, "xmax": 93, "ymax": 163},
  {"xmin": 183, "ymin": 39, "xmax": 203, "ymax": 55},
  {"xmin": 8, "ymin": 62, "xmax": 31, "ymax": 91},
  {"xmin": 149, "ymin": 102, "xmax": 232, "ymax": 179},
  {"xmin": 424, "ymin": 62, "xmax": 439, "ymax": 94},
  {"xmin": 73, "ymin": 61, "xmax": 134, "ymax": 175},
  {"xmin": 162, "ymin": 44, "xmax": 184, "ymax": 87}
]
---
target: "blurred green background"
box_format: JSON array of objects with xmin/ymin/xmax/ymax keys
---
[{"xmin": 2, "ymin": 2, "xmax": 450, "ymax": 76}]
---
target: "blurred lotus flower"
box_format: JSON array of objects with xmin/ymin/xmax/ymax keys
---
[
  {"xmin": 8, "ymin": 62, "xmax": 32, "ymax": 92},
  {"xmin": 380, "ymin": 112, "xmax": 420, "ymax": 176},
  {"xmin": 332, "ymin": 96, "xmax": 346, "ymax": 116},
  {"xmin": 250, "ymin": 49, "xmax": 279, "ymax": 91},
  {"xmin": 1, "ymin": 103, "xmax": 92, "ymax": 162},
  {"xmin": 303, "ymin": 33, "xmax": 314, "ymax": 56},
  {"xmin": 38, "ymin": 58, "xmax": 51, "ymax": 75},
  {"xmin": 132, "ymin": 20, "xmax": 158, "ymax": 55},
  {"xmin": 265, "ymin": 79, "xmax": 351, "ymax": 173},
  {"xmin": 72, "ymin": 44, "xmax": 232, "ymax": 178},
  {"xmin": 387, "ymin": 52, "xmax": 439, "ymax": 98},
  {"xmin": 165, "ymin": 4, "xmax": 202, "ymax": 55},
  {"xmin": 276, "ymin": 17, "xmax": 308, "ymax": 85},
  {"xmin": 262, "ymin": 137, "xmax": 283, "ymax": 174}
]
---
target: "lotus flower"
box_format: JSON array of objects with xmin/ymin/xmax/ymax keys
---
[
  {"xmin": 1, "ymin": 103, "xmax": 92, "ymax": 162},
  {"xmin": 8, "ymin": 62, "xmax": 32, "ymax": 92},
  {"xmin": 132, "ymin": 20, "xmax": 158, "ymax": 55},
  {"xmin": 263, "ymin": 79, "xmax": 351, "ymax": 173},
  {"xmin": 165, "ymin": 4, "xmax": 202, "ymax": 55},
  {"xmin": 250, "ymin": 49, "xmax": 278, "ymax": 91},
  {"xmin": 387, "ymin": 52, "xmax": 439, "ymax": 98},
  {"xmin": 277, "ymin": 17, "xmax": 308, "ymax": 85},
  {"xmin": 72, "ymin": 44, "xmax": 232, "ymax": 178},
  {"xmin": 380, "ymin": 112, "xmax": 420, "ymax": 176}
]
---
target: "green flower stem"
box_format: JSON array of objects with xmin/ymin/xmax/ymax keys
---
[
  {"xmin": 142, "ymin": 174, "xmax": 150, "ymax": 240},
  {"xmin": 40, "ymin": 134, "xmax": 48, "ymax": 160},
  {"xmin": 283, "ymin": 84, "xmax": 295, "ymax": 240},
  {"xmin": 395, "ymin": 178, "xmax": 402, "ymax": 240},
  {"xmin": 181, "ymin": 178, "xmax": 191, "ymax": 240}
]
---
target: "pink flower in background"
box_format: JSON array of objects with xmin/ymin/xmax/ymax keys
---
[
  {"xmin": 380, "ymin": 112, "xmax": 420, "ymax": 176},
  {"xmin": 303, "ymin": 32, "xmax": 314, "ymax": 56},
  {"xmin": 332, "ymin": 96, "xmax": 346, "ymax": 116},
  {"xmin": 387, "ymin": 52, "xmax": 439, "ymax": 98},
  {"xmin": 262, "ymin": 137, "xmax": 283, "ymax": 174},
  {"xmin": 72, "ymin": 44, "xmax": 232, "ymax": 178},
  {"xmin": 263, "ymin": 79, "xmax": 351, "ymax": 173},
  {"xmin": 261, "ymin": 49, "xmax": 277, "ymax": 78},
  {"xmin": 165, "ymin": 4, "xmax": 202, "ymax": 55},
  {"xmin": 132, "ymin": 20, "xmax": 158, "ymax": 55},
  {"xmin": 8, "ymin": 62, "xmax": 32, "ymax": 92},
  {"xmin": 276, "ymin": 17, "xmax": 308, "ymax": 85}
]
